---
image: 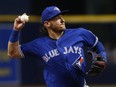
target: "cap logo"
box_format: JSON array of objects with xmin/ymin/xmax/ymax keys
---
[{"xmin": 53, "ymin": 7, "xmax": 60, "ymax": 12}]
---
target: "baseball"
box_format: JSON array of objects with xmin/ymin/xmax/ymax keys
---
[{"xmin": 20, "ymin": 13, "xmax": 29, "ymax": 22}]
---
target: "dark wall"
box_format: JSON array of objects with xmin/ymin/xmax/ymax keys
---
[
  {"xmin": 1, "ymin": 0, "xmax": 116, "ymax": 15},
  {"xmin": 30, "ymin": 0, "xmax": 86, "ymax": 15},
  {"xmin": 0, "ymin": 0, "xmax": 31, "ymax": 14}
]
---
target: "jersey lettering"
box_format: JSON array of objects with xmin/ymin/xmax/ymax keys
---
[
  {"xmin": 63, "ymin": 46, "xmax": 79, "ymax": 54},
  {"xmin": 42, "ymin": 46, "xmax": 82, "ymax": 62},
  {"xmin": 42, "ymin": 49, "xmax": 60, "ymax": 62}
]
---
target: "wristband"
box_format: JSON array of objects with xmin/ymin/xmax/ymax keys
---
[{"xmin": 9, "ymin": 29, "xmax": 19, "ymax": 43}]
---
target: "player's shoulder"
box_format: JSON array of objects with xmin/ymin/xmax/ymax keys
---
[{"xmin": 29, "ymin": 36, "xmax": 47, "ymax": 45}]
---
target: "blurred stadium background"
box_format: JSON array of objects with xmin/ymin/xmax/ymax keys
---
[{"xmin": 0, "ymin": 0, "xmax": 116, "ymax": 87}]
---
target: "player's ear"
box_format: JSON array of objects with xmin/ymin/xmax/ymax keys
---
[{"xmin": 44, "ymin": 21, "xmax": 50, "ymax": 27}]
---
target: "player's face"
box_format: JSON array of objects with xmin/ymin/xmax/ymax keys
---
[{"xmin": 49, "ymin": 15, "xmax": 66, "ymax": 32}]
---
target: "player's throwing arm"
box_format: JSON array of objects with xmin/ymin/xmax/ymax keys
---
[{"xmin": 7, "ymin": 13, "xmax": 29, "ymax": 58}]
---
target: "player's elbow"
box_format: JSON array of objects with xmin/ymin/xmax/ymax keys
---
[
  {"xmin": 7, "ymin": 48, "xmax": 23, "ymax": 58},
  {"xmin": 7, "ymin": 52, "xmax": 15, "ymax": 58},
  {"xmin": 7, "ymin": 52, "xmax": 20, "ymax": 58}
]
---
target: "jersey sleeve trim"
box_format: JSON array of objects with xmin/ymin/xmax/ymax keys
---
[
  {"xmin": 19, "ymin": 45, "xmax": 25, "ymax": 58},
  {"xmin": 92, "ymin": 36, "xmax": 98, "ymax": 48}
]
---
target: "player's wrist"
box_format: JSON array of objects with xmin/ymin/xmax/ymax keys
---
[{"xmin": 9, "ymin": 29, "xmax": 20, "ymax": 43}]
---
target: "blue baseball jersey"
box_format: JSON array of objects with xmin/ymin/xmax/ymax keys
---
[{"xmin": 20, "ymin": 28, "xmax": 98, "ymax": 87}]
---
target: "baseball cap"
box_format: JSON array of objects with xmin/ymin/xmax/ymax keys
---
[{"xmin": 41, "ymin": 6, "xmax": 68, "ymax": 24}]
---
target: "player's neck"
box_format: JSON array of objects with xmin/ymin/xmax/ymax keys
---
[{"xmin": 48, "ymin": 30, "xmax": 64, "ymax": 40}]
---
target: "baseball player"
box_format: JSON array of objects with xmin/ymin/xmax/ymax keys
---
[{"xmin": 7, "ymin": 6, "xmax": 107, "ymax": 87}]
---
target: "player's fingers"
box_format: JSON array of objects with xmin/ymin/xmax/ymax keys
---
[
  {"xmin": 17, "ymin": 16, "xmax": 26, "ymax": 23},
  {"xmin": 15, "ymin": 16, "xmax": 21, "ymax": 22},
  {"xmin": 15, "ymin": 16, "xmax": 25, "ymax": 24}
]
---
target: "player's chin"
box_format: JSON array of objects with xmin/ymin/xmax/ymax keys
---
[
  {"xmin": 60, "ymin": 25, "xmax": 66, "ymax": 30},
  {"xmin": 60, "ymin": 27, "xmax": 66, "ymax": 31}
]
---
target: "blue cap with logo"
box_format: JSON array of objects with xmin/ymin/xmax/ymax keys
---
[{"xmin": 41, "ymin": 6, "xmax": 68, "ymax": 24}]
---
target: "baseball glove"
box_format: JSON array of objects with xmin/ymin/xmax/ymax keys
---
[{"xmin": 86, "ymin": 51, "xmax": 107, "ymax": 76}]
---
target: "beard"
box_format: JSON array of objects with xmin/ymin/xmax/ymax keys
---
[{"xmin": 51, "ymin": 25, "xmax": 66, "ymax": 33}]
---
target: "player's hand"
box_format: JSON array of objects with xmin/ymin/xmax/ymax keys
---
[
  {"xmin": 86, "ymin": 51, "xmax": 107, "ymax": 76},
  {"xmin": 13, "ymin": 16, "xmax": 26, "ymax": 31}
]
